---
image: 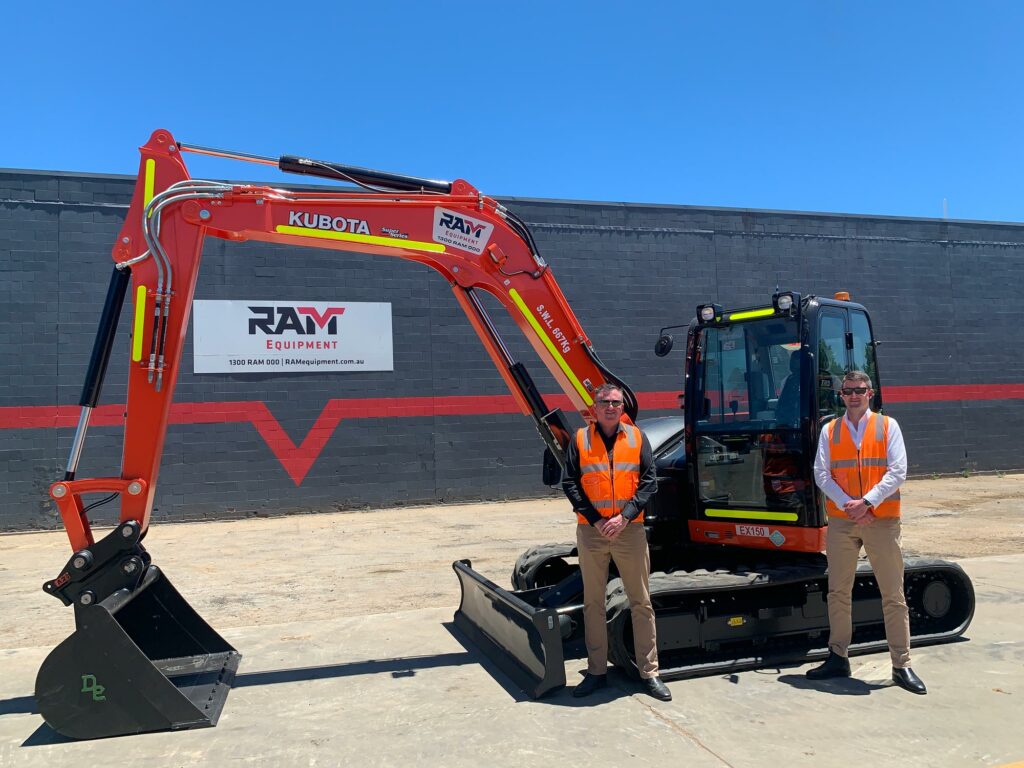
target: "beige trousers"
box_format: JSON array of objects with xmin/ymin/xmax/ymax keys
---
[
  {"xmin": 576, "ymin": 523, "xmax": 659, "ymax": 679},
  {"xmin": 825, "ymin": 516, "xmax": 911, "ymax": 668}
]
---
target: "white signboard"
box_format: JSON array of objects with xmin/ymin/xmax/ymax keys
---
[{"xmin": 192, "ymin": 300, "xmax": 393, "ymax": 373}]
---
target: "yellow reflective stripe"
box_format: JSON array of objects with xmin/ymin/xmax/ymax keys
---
[
  {"xmin": 705, "ymin": 508, "xmax": 799, "ymax": 522},
  {"xmin": 275, "ymin": 224, "xmax": 446, "ymax": 254},
  {"xmin": 143, "ymin": 158, "xmax": 156, "ymax": 213},
  {"xmin": 727, "ymin": 307, "xmax": 774, "ymax": 321},
  {"xmin": 508, "ymin": 289, "xmax": 593, "ymax": 406},
  {"xmin": 131, "ymin": 286, "xmax": 146, "ymax": 362}
]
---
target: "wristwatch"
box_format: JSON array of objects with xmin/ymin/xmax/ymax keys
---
[{"xmin": 862, "ymin": 498, "xmax": 874, "ymax": 509}]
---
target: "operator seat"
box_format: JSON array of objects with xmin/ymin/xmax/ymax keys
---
[{"xmin": 774, "ymin": 352, "xmax": 801, "ymax": 426}]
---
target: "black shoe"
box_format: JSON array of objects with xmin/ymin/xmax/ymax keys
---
[
  {"xmin": 892, "ymin": 667, "xmax": 927, "ymax": 695},
  {"xmin": 572, "ymin": 673, "xmax": 608, "ymax": 698},
  {"xmin": 806, "ymin": 651, "xmax": 851, "ymax": 680},
  {"xmin": 641, "ymin": 676, "xmax": 672, "ymax": 701}
]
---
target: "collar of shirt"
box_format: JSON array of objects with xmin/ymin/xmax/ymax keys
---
[{"xmin": 842, "ymin": 408, "xmax": 874, "ymax": 443}]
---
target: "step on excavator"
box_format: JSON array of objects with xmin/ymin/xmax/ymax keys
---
[{"xmin": 36, "ymin": 130, "xmax": 974, "ymax": 739}]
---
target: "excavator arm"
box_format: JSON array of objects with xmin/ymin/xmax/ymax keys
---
[
  {"xmin": 34, "ymin": 130, "xmax": 634, "ymax": 738},
  {"xmin": 50, "ymin": 128, "xmax": 637, "ymax": 552}
]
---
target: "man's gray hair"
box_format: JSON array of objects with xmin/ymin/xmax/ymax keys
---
[
  {"xmin": 843, "ymin": 370, "xmax": 873, "ymax": 389},
  {"xmin": 593, "ymin": 383, "xmax": 624, "ymax": 400}
]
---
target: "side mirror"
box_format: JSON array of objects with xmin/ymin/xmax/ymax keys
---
[
  {"xmin": 654, "ymin": 334, "xmax": 674, "ymax": 357},
  {"xmin": 542, "ymin": 448, "xmax": 562, "ymax": 486}
]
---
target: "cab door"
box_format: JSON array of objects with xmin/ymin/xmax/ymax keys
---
[
  {"xmin": 815, "ymin": 305, "xmax": 882, "ymax": 423},
  {"xmin": 810, "ymin": 302, "xmax": 883, "ymax": 529},
  {"xmin": 686, "ymin": 315, "xmax": 820, "ymax": 552}
]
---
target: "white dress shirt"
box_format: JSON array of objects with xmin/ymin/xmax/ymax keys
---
[{"xmin": 813, "ymin": 409, "xmax": 908, "ymax": 507}]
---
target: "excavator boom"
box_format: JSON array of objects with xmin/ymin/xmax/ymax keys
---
[{"xmin": 51, "ymin": 129, "xmax": 635, "ymax": 552}]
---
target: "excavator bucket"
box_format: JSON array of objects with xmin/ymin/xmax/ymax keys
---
[
  {"xmin": 36, "ymin": 565, "xmax": 241, "ymax": 740},
  {"xmin": 452, "ymin": 559, "xmax": 567, "ymax": 698}
]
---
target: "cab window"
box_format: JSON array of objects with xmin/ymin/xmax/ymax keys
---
[
  {"xmin": 700, "ymin": 326, "xmax": 750, "ymax": 424},
  {"xmin": 817, "ymin": 310, "xmax": 847, "ymax": 419}
]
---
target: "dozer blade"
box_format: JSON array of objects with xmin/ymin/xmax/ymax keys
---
[
  {"xmin": 36, "ymin": 565, "xmax": 241, "ymax": 740},
  {"xmin": 452, "ymin": 559, "xmax": 566, "ymax": 698}
]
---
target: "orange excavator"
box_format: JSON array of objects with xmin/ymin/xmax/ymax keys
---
[{"xmin": 36, "ymin": 130, "xmax": 975, "ymax": 739}]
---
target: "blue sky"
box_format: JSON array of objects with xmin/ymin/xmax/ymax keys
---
[{"xmin": 5, "ymin": 2, "xmax": 1022, "ymax": 221}]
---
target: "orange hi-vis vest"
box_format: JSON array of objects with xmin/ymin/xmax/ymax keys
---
[
  {"xmin": 575, "ymin": 422, "xmax": 644, "ymax": 525},
  {"xmin": 826, "ymin": 412, "xmax": 901, "ymax": 519}
]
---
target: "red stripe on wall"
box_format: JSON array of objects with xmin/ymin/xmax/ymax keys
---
[
  {"xmin": 883, "ymin": 384, "xmax": 1024, "ymax": 402},
  {"xmin": 1, "ymin": 385, "xmax": 1020, "ymax": 485}
]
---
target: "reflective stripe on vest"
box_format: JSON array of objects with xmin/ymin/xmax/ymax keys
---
[
  {"xmin": 575, "ymin": 422, "xmax": 644, "ymax": 524},
  {"xmin": 825, "ymin": 413, "xmax": 901, "ymax": 519}
]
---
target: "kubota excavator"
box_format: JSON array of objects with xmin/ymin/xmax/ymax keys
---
[{"xmin": 36, "ymin": 130, "xmax": 974, "ymax": 740}]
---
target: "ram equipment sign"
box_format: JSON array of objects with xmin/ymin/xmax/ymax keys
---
[{"xmin": 192, "ymin": 300, "xmax": 393, "ymax": 373}]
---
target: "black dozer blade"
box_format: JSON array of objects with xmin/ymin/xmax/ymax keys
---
[
  {"xmin": 452, "ymin": 559, "xmax": 567, "ymax": 698},
  {"xmin": 36, "ymin": 564, "xmax": 241, "ymax": 740}
]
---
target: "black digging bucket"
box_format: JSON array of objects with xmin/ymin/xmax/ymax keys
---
[{"xmin": 35, "ymin": 564, "xmax": 241, "ymax": 740}]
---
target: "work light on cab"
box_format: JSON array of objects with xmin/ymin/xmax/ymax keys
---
[
  {"xmin": 772, "ymin": 291, "xmax": 800, "ymax": 314},
  {"xmin": 697, "ymin": 303, "xmax": 722, "ymax": 324}
]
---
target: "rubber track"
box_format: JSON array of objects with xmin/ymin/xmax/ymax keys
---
[
  {"xmin": 605, "ymin": 556, "xmax": 975, "ymax": 679},
  {"xmin": 511, "ymin": 542, "xmax": 576, "ymax": 590}
]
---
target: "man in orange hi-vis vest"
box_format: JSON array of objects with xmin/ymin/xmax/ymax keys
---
[
  {"xmin": 562, "ymin": 383, "xmax": 669, "ymax": 701},
  {"xmin": 807, "ymin": 370, "xmax": 926, "ymax": 694}
]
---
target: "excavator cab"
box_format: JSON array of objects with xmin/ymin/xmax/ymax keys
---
[{"xmin": 678, "ymin": 290, "xmax": 882, "ymax": 554}]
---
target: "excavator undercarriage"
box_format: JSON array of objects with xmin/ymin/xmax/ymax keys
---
[{"xmin": 455, "ymin": 546, "xmax": 975, "ymax": 697}]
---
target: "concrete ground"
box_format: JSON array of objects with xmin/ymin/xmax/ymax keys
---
[{"xmin": 1, "ymin": 474, "xmax": 1022, "ymax": 767}]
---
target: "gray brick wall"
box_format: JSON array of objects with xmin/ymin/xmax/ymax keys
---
[{"xmin": 1, "ymin": 170, "xmax": 1022, "ymax": 531}]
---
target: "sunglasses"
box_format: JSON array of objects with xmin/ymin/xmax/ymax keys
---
[
  {"xmin": 596, "ymin": 399, "xmax": 624, "ymax": 408},
  {"xmin": 840, "ymin": 386, "xmax": 870, "ymax": 396}
]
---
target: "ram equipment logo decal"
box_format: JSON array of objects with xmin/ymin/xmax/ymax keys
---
[
  {"xmin": 248, "ymin": 306, "xmax": 346, "ymax": 335},
  {"xmin": 432, "ymin": 207, "xmax": 494, "ymax": 255}
]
